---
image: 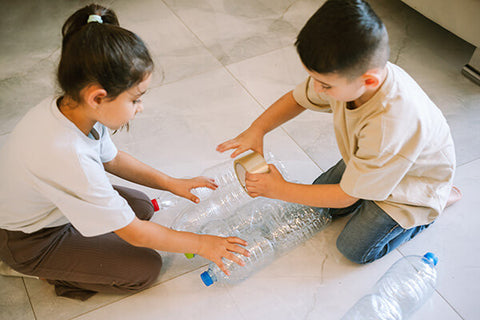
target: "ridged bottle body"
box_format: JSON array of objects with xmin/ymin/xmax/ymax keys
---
[
  {"xmin": 171, "ymin": 152, "xmax": 288, "ymax": 232},
  {"xmin": 342, "ymin": 253, "xmax": 438, "ymax": 320},
  {"xmin": 200, "ymin": 198, "xmax": 331, "ymax": 286},
  {"xmin": 202, "ymin": 234, "xmax": 275, "ymax": 285}
]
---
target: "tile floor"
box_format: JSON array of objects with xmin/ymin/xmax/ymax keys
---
[{"xmin": 1, "ymin": 0, "xmax": 479, "ymax": 319}]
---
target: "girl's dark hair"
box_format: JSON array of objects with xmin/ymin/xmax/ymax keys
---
[
  {"xmin": 295, "ymin": 0, "xmax": 389, "ymax": 79},
  {"xmin": 58, "ymin": 4, "xmax": 154, "ymax": 102}
]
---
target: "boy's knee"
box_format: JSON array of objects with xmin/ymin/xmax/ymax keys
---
[{"xmin": 336, "ymin": 235, "xmax": 380, "ymax": 265}]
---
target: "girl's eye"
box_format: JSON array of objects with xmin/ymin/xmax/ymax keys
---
[
  {"xmin": 322, "ymin": 85, "xmax": 331, "ymax": 90},
  {"xmin": 133, "ymin": 99, "xmax": 142, "ymax": 104}
]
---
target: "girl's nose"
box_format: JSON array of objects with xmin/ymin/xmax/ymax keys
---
[{"xmin": 135, "ymin": 103, "xmax": 144, "ymax": 114}]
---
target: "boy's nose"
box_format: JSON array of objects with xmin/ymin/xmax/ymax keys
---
[{"xmin": 136, "ymin": 103, "xmax": 144, "ymax": 114}]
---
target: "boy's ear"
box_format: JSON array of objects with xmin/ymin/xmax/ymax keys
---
[
  {"xmin": 83, "ymin": 84, "xmax": 108, "ymax": 108},
  {"xmin": 362, "ymin": 71, "xmax": 382, "ymax": 88}
]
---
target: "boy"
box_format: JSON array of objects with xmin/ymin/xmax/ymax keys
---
[{"xmin": 217, "ymin": 0, "xmax": 460, "ymax": 264}]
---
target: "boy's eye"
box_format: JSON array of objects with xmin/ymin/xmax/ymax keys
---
[
  {"xmin": 133, "ymin": 98, "xmax": 142, "ymax": 104},
  {"xmin": 321, "ymin": 85, "xmax": 331, "ymax": 90}
]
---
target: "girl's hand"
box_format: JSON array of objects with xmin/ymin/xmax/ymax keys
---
[
  {"xmin": 245, "ymin": 164, "xmax": 287, "ymax": 199},
  {"xmin": 197, "ymin": 234, "xmax": 250, "ymax": 276},
  {"xmin": 169, "ymin": 176, "xmax": 218, "ymax": 203},
  {"xmin": 216, "ymin": 127, "xmax": 265, "ymax": 159}
]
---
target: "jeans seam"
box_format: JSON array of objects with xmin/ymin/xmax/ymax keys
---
[{"xmin": 361, "ymin": 223, "xmax": 402, "ymax": 263}]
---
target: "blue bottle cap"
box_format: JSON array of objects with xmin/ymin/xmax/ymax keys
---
[
  {"xmin": 423, "ymin": 252, "xmax": 438, "ymax": 266},
  {"xmin": 201, "ymin": 271, "xmax": 214, "ymax": 286}
]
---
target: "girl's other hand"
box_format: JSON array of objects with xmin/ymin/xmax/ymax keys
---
[
  {"xmin": 216, "ymin": 127, "xmax": 264, "ymax": 159},
  {"xmin": 169, "ymin": 176, "xmax": 218, "ymax": 203},
  {"xmin": 197, "ymin": 234, "xmax": 250, "ymax": 276}
]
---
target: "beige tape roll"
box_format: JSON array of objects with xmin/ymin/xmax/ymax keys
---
[{"xmin": 234, "ymin": 151, "xmax": 269, "ymax": 195}]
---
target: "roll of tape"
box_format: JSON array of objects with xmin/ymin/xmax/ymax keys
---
[{"xmin": 234, "ymin": 151, "xmax": 269, "ymax": 195}]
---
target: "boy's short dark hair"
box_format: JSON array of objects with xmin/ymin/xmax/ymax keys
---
[{"xmin": 295, "ymin": 0, "xmax": 389, "ymax": 79}]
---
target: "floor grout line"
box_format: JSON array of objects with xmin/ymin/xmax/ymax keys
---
[
  {"xmin": 68, "ymin": 262, "xmax": 209, "ymax": 320},
  {"xmin": 22, "ymin": 277, "xmax": 38, "ymax": 320},
  {"xmin": 158, "ymin": 0, "xmax": 324, "ymax": 173}
]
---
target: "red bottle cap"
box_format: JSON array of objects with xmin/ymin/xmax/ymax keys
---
[{"xmin": 151, "ymin": 199, "xmax": 160, "ymax": 212}]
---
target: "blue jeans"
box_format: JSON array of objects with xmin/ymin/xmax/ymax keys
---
[{"xmin": 313, "ymin": 160, "xmax": 431, "ymax": 264}]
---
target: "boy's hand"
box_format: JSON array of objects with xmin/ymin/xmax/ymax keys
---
[
  {"xmin": 197, "ymin": 234, "xmax": 250, "ymax": 276},
  {"xmin": 245, "ymin": 164, "xmax": 287, "ymax": 199},
  {"xmin": 216, "ymin": 127, "xmax": 264, "ymax": 158},
  {"xmin": 169, "ymin": 176, "xmax": 218, "ymax": 203}
]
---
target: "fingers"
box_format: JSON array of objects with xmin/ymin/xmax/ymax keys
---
[
  {"xmin": 189, "ymin": 194, "xmax": 200, "ymax": 203},
  {"xmin": 229, "ymin": 147, "xmax": 248, "ymax": 159},
  {"xmin": 228, "ymin": 244, "xmax": 250, "ymax": 259},
  {"xmin": 191, "ymin": 177, "xmax": 218, "ymax": 193},
  {"xmin": 268, "ymin": 164, "xmax": 278, "ymax": 173},
  {"xmin": 224, "ymin": 251, "xmax": 246, "ymax": 268},
  {"xmin": 202, "ymin": 178, "xmax": 218, "ymax": 190},
  {"xmin": 226, "ymin": 237, "xmax": 250, "ymax": 259},
  {"xmin": 245, "ymin": 172, "xmax": 259, "ymax": 182},
  {"xmin": 215, "ymin": 260, "xmax": 230, "ymax": 276},
  {"xmin": 227, "ymin": 236, "xmax": 248, "ymax": 247},
  {"xmin": 216, "ymin": 140, "xmax": 239, "ymax": 153}
]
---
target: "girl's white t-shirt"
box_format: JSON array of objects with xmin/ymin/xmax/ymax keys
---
[{"xmin": 0, "ymin": 97, "xmax": 135, "ymax": 237}]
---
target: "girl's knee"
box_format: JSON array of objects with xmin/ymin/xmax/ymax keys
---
[
  {"xmin": 114, "ymin": 185, "xmax": 155, "ymax": 220},
  {"xmin": 129, "ymin": 251, "xmax": 162, "ymax": 291}
]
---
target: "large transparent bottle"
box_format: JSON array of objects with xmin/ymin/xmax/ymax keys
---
[
  {"xmin": 342, "ymin": 252, "xmax": 438, "ymax": 320},
  {"xmin": 171, "ymin": 152, "xmax": 289, "ymax": 232},
  {"xmin": 171, "ymin": 182, "xmax": 250, "ymax": 232},
  {"xmin": 221, "ymin": 198, "xmax": 331, "ymax": 254},
  {"xmin": 200, "ymin": 233, "xmax": 275, "ymax": 286},
  {"xmin": 199, "ymin": 198, "xmax": 332, "ymax": 286}
]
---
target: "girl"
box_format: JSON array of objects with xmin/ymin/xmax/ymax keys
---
[{"xmin": 0, "ymin": 4, "xmax": 248, "ymax": 301}]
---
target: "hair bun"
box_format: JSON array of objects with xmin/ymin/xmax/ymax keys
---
[{"xmin": 61, "ymin": 4, "xmax": 119, "ymax": 46}]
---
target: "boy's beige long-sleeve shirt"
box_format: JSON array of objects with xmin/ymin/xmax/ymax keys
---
[{"xmin": 293, "ymin": 62, "xmax": 455, "ymax": 228}]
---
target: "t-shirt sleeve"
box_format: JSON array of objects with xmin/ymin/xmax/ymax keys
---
[
  {"xmin": 339, "ymin": 121, "xmax": 415, "ymax": 201},
  {"xmin": 30, "ymin": 147, "xmax": 135, "ymax": 237},
  {"xmin": 292, "ymin": 77, "xmax": 332, "ymax": 112},
  {"xmin": 97, "ymin": 124, "xmax": 118, "ymax": 163}
]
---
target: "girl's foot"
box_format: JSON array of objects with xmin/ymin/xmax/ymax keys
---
[{"xmin": 446, "ymin": 186, "xmax": 462, "ymax": 207}]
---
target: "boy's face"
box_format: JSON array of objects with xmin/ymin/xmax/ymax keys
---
[{"xmin": 306, "ymin": 69, "xmax": 366, "ymax": 103}]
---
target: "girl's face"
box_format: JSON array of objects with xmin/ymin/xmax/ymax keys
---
[{"xmin": 97, "ymin": 74, "xmax": 152, "ymax": 130}]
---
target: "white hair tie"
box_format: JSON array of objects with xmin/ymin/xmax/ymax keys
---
[{"xmin": 87, "ymin": 14, "xmax": 103, "ymax": 24}]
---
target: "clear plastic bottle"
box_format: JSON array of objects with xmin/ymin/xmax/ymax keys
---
[
  {"xmin": 151, "ymin": 192, "xmax": 180, "ymax": 212},
  {"xmin": 198, "ymin": 151, "xmax": 289, "ymax": 188},
  {"xmin": 172, "ymin": 152, "xmax": 292, "ymax": 232},
  {"xmin": 199, "ymin": 198, "xmax": 332, "ymax": 286},
  {"xmin": 199, "ymin": 159, "xmax": 238, "ymax": 187},
  {"xmin": 171, "ymin": 182, "xmax": 250, "ymax": 232},
  {"xmin": 342, "ymin": 253, "xmax": 438, "ymax": 320},
  {"xmin": 230, "ymin": 198, "xmax": 332, "ymax": 254},
  {"xmin": 200, "ymin": 233, "xmax": 275, "ymax": 286},
  {"xmin": 199, "ymin": 198, "xmax": 331, "ymax": 247},
  {"xmin": 341, "ymin": 294, "xmax": 402, "ymax": 320}
]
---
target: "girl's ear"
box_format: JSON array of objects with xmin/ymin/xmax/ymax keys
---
[{"xmin": 83, "ymin": 84, "xmax": 108, "ymax": 109}]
